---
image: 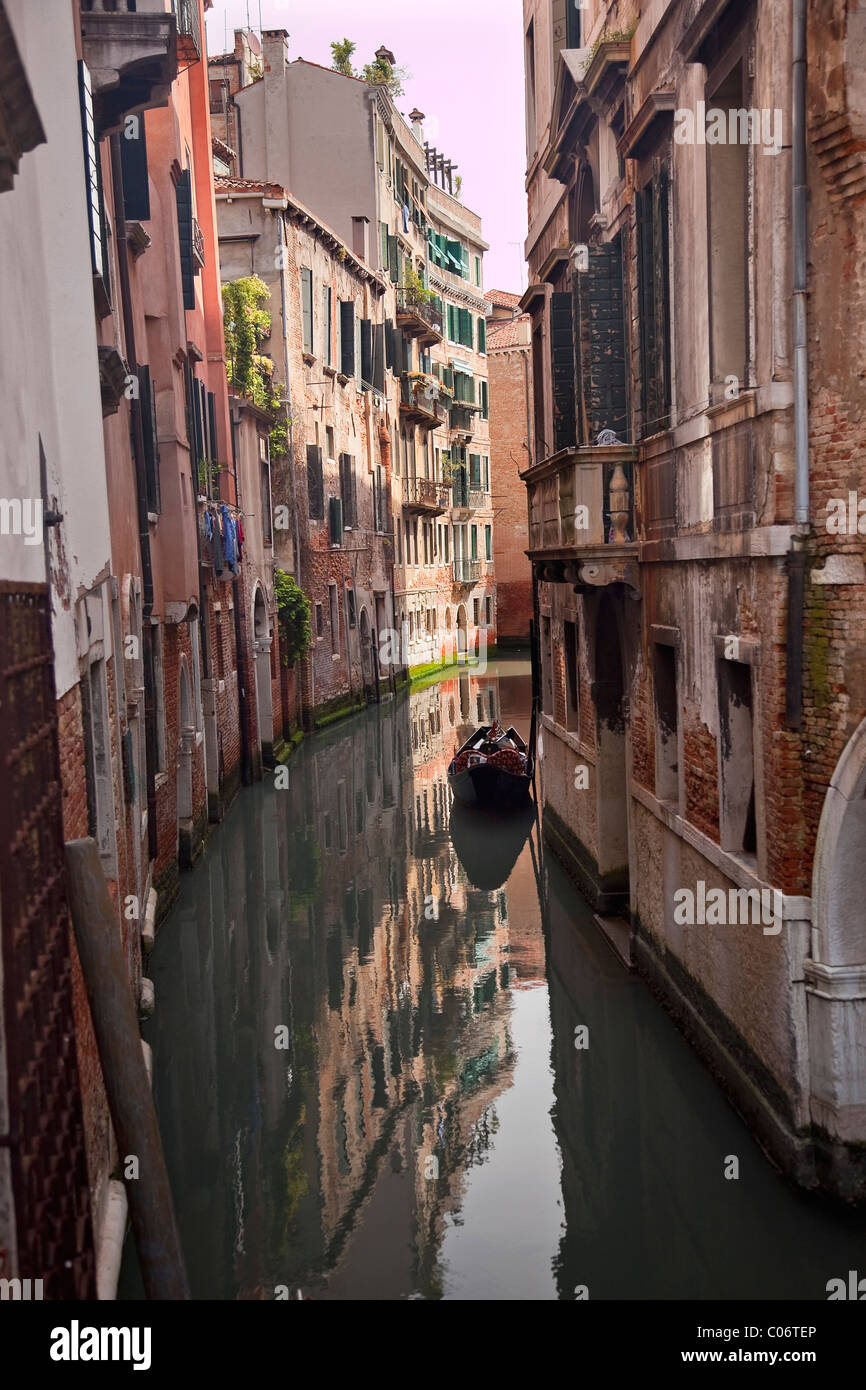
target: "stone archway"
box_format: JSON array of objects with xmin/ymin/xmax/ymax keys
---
[
  {"xmin": 806, "ymin": 718, "xmax": 866, "ymax": 1152},
  {"xmin": 253, "ymin": 586, "xmax": 273, "ymax": 765}
]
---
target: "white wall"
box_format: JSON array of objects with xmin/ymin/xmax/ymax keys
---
[{"xmin": 0, "ymin": 0, "xmax": 112, "ymax": 697}]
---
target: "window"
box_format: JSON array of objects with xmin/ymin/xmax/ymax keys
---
[
  {"xmin": 654, "ymin": 642, "xmax": 679, "ymax": 804},
  {"xmin": 474, "ymin": 255, "xmax": 482, "ymax": 287},
  {"xmin": 78, "ymin": 62, "xmax": 108, "ymax": 294},
  {"xmin": 315, "ymin": 603, "xmax": 324, "ymax": 639},
  {"xmin": 485, "ymin": 596, "xmax": 492, "ymax": 626},
  {"xmin": 574, "ymin": 234, "xmax": 630, "ymax": 442},
  {"xmin": 532, "ymin": 321, "xmax": 546, "ymax": 459},
  {"xmin": 260, "ymin": 435, "xmax": 272, "ymax": 543},
  {"xmin": 718, "ymin": 656, "xmax": 756, "ymax": 856},
  {"xmin": 340, "ymin": 301, "xmax": 355, "ymax": 375},
  {"xmin": 636, "ymin": 172, "xmax": 672, "ymax": 434},
  {"xmin": 153, "ymin": 623, "xmax": 167, "ymax": 767},
  {"xmin": 84, "ymin": 652, "xmax": 117, "ymax": 873},
  {"xmin": 346, "ymin": 587, "xmax": 356, "ymax": 629},
  {"xmin": 484, "ymin": 524, "xmax": 492, "ymax": 561},
  {"xmin": 480, "ymin": 379, "xmax": 489, "ymax": 420},
  {"xmin": 329, "ymin": 495, "xmax": 344, "ymax": 547},
  {"xmin": 483, "ymin": 456, "xmax": 490, "ymax": 492},
  {"xmin": 471, "ymin": 526, "xmax": 478, "ymax": 561},
  {"xmin": 564, "ymin": 620, "xmax": 579, "ymax": 732},
  {"xmin": 525, "ymin": 21, "xmax": 537, "ymax": 156},
  {"xmin": 473, "ymin": 598, "xmax": 480, "ymax": 625},
  {"xmin": 326, "ymin": 425, "xmax": 335, "ymax": 460},
  {"xmin": 301, "ymin": 267, "xmax": 314, "ymax": 355},
  {"xmin": 396, "ymin": 516, "xmax": 402, "ymax": 564},
  {"xmin": 139, "ymin": 365, "xmax": 161, "ymax": 514},
  {"xmin": 323, "ymin": 285, "xmax": 333, "ymax": 366},
  {"xmin": 477, "ymin": 316, "xmax": 487, "ymax": 354},
  {"xmin": 550, "ymin": 290, "xmax": 576, "ymax": 453},
  {"xmin": 541, "ymin": 615, "xmax": 553, "ymax": 713},
  {"xmin": 469, "ymin": 453, "xmax": 482, "ymax": 489},
  {"xmin": 329, "ymin": 584, "xmax": 340, "ymax": 653},
  {"xmin": 307, "ymin": 444, "xmax": 324, "ymax": 521},
  {"xmin": 707, "ymin": 61, "xmax": 748, "ymax": 400}
]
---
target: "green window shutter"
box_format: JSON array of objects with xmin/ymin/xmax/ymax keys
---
[
  {"xmin": 388, "ymin": 233, "xmax": 398, "ymax": 283},
  {"xmin": 307, "ymin": 444, "xmax": 324, "ymax": 520},
  {"xmin": 372, "ymin": 322, "xmax": 385, "ymax": 393},
  {"xmin": 360, "ymin": 319, "xmax": 373, "ymax": 385},
  {"xmin": 329, "ymin": 495, "xmax": 344, "ymax": 547},
  {"xmin": 301, "ymin": 267, "xmax": 313, "ymax": 354},
  {"xmin": 471, "ymin": 526, "xmax": 478, "ymax": 560},
  {"xmin": 485, "ymin": 524, "xmax": 492, "ymax": 561},
  {"xmin": 469, "ymin": 453, "xmax": 481, "ymax": 488},
  {"xmin": 481, "ymin": 379, "xmax": 489, "ymax": 419},
  {"xmin": 120, "ymin": 115, "xmax": 150, "ymax": 222},
  {"xmin": 461, "ymin": 245, "xmax": 470, "ymax": 279},
  {"xmin": 477, "ymin": 316, "xmax": 486, "ymax": 353},
  {"xmin": 339, "ymin": 300, "xmax": 355, "ymax": 376},
  {"xmin": 175, "ymin": 167, "xmax": 195, "ymax": 310},
  {"xmin": 380, "ymin": 220, "xmax": 389, "ymax": 270}
]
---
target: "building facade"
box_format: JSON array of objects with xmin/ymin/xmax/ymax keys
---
[
  {"xmin": 487, "ymin": 289, "xmax": 534, "ymax": 643},
  {"xmin": 522, "ymin": 0, "xmax": 866, "ymax": 1196},
  {"xmin": 219, "ymin": 29, "xmax": 496, "ymax": 697}
]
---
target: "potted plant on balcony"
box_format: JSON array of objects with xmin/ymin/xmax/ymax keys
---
[{"xmin": 401, "ymin": 263, "xmax": 435, "ymax": 308}]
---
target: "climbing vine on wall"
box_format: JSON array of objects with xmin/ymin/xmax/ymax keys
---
[{"xmin": 222, "ymin": 275, "xmax": 289, "ymax": 458}]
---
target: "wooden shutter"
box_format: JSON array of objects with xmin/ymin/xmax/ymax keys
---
[
  {"xmin": 120, "ymin": 116, "xmax": 150, "ymax": 222},
  {"xmin": 469, "ymin": 453, "xmax": 481, "ymax": 488},
  {"xmin": 300, "ymin": 267, "xmax": 313, "ymax": 355},
  {"xmin": 385, "ymin": 321, "xmax": 395, "ymax": 371},
  {"xmin": 477, "ymin": 316, "xmax": 486, "ymax": 353},
  {"xmin": 481, "ymin": 379, "xmax": 489, "ymax": 419},
  {"xmin": 459, "ymin": 307, "xmax": 472, "ymax": 347},
  {"xmin": 372, "ymin": 323, "xmax": 386, "ymax": 392},
  {"xmin": 175, "ymin": 169, "xmax": 195, "ymax": 310},
  {"xmin": 139, "ymin": 365, "xmax": 161, "ymax": 514},
  {"xmin": 339, "ymin": 453, "xmax": 356, "ymax": 527},
  {"xmin": 78, "ymin": 62, "xmax": 106, "ymax": 284},
  {"xmin": 339, "ymin": 301, "xmax": 355, "ymax": 376},
  {"xmin": 360, "ymin": 320, "xmax": 373, "ymax": 385},
  {"xmin": 329, "ymin": 495, "xmax": 344, "ymax": 546},
  {"xmin": 207, "ymin": 391, "xmax": 217, "ymax": 464},
  {"xmin": 388, "ymin": 234, "xmax": 399, "ymax": 283},
  {"xmin": 550, "ymin": 290, "xmax": 576, "ymax": 453},
  {"xmin": 394, "ymin": 328, "xmax": 405, "ymax": 376},
  {"xmin": 306, "ymin": 443, "xmax": 324, "ymax": 520},
  {"xmin": 323, "ymin": 285, "xmax": 332, "ymax": 366}
]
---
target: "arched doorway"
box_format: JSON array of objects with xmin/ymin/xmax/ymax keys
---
[
  {"xmin": 807, "ymin": 719, "xmax": 866, "ymax": 1152},
  {"xmin": 359, "ymin": 607, "xmax": 373, "ymax": 695},
  {"xmin": 253, "ymin": 587, "xmax": 273, "ymax": 765},
  {"xmin": 594, "ymin": 594, "xmax": 629, "ymax": 900},
  {"xmin": 456, "ymin": 603, "xmax": 468, "ymax": 663}
]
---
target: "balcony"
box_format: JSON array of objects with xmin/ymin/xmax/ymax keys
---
[
  {"xmin": 451, "ymin": 485, "xmax": 486, "ymax": 517},
  {"xmin": 171, "ymin": 0, "xmax": 202, "ymax": 67},
  {"xmin": 402, "ymin": 477, "xmax": 450, "ymax": 514},
  {"xmin": 452, "ymin": 558, "xmax": 481, "ymax": 585},
  {"xmin": 396, "ymin": 288, "xmax": 443, "ymax": 346},
  {"xmin": 449, "ymin": 401, "xmax": 481, "ymax": 440},
  {"xmin": 192, "ymin": 215, "xmax": 205, "ymax": 268},
  {"xmin": 400, "ymin": 373, "xmax": 449, "ymax": 429},
  {"xmin": 523, "ymin": 442, "xmax": 640, "ymax": 593},
  {"xmin": 80, "ymin": 0, "xmax": 177, "ymax": 134}
]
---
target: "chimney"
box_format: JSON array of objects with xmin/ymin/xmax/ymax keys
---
[
  {"xmin": 409, "ymin": 108, "xmax": 425, "ymax": 142},
  {"xmin": 261, "ymin": 28, "xmax": 289, "ymax": 78}
]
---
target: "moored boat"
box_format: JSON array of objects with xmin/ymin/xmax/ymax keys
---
[{"xmin": 447, "ymin": 722, "xmax": 533, "ymax": 809}]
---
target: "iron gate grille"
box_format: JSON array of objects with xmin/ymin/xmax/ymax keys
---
[{"xmin": 0, "ymin": 582, "xmax": 95, "ymax": 1298}]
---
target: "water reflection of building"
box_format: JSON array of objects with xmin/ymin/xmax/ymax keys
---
[{"xmin": 145, "ymin": 668, "xmax": 536, "ymax": 1298}]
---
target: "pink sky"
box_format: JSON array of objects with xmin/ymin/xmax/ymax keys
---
[{"xmin": 204, "ymin": 0, "xmax": 529, "ymax": 292}]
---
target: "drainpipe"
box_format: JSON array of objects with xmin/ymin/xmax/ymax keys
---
[
  {"xmin": 786, "ymin": 0, "xmax": 809, "ymax": 728},
  {"xmin": 110, "ymin": 134, "xmax": 158, "ymax": 862}
]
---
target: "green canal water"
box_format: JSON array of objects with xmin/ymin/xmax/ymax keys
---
[{"xmin": 121, "ymin": 655, "xmax": 866, "ymax": 1300}]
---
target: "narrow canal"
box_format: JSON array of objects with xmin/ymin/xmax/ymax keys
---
[{"xmin": 123, "ymin": 654, "xmax": 866, "ymax": 1300}]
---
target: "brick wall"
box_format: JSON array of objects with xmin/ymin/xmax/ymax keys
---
[{"xmin": 489, "ymin": 340, "xmax": 533, "ymax": 641}]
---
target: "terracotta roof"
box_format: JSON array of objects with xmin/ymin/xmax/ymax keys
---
[
  {"xmin": 486, "ymin": 288, "xmax": 523, "ymax": 309},
  {"xmin": 212, "ymin": 135, "xmax": 236, "ymax": 161},
  {"xmin": 487, "ymin": 317, "xmax": 529, "ymax": 349},
  {"xmin": 214, "ymin": 174, "xmax": 285, "ymax": 197}
]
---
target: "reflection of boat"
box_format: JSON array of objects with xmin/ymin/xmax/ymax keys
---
[
  {"xmin": 447, "ymin": 723, "xmax": 533, "ymax": 809},
  {"xmin": 449, "ymin": 799, "xmax": 535, "ymax": 890}
]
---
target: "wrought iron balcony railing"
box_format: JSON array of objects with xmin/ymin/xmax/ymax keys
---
[
  {"xmin": 402, "ymin": 477, "xmax": 450, "ymax": 513},
  {"xmin": 396, "ymin": 289, "xmax": 443, "ymax": 344},
  {"xmin": 452, "ymin": 558, "xmax": 481, "ymax": 585},
  {"xmin": 172, "ymin": 0, "xmax": 202, "ymax": 64}
]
